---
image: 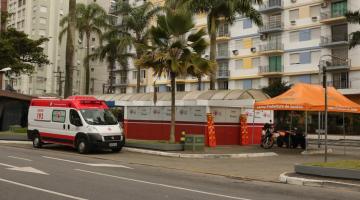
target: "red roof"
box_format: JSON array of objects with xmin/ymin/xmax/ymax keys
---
[{"xmin": 30, "ymin": 96, "xmax": 108, "ymax": 109}]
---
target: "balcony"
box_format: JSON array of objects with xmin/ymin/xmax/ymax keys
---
[
  {"xmin": 324, "ymin": 80, "xmax": 350, "ymax": 89},
  {"xmin": 216, "ymin": 50, "xmax": 230, "ymax": 59},
  {"xmin": 258, "ymin": 42, "xmax": 284, "ymax": 54},
  {"xmin": 217, "ymin": 32, "xmax": 231, "ymax": 41},
  {"xmin": 258, "ymin": 21, "xmax": 284, "ymax": 33},
  {"xmin": 259, "ymin": 0, "xmax": 283, "ymax": 14},
  {"xmin": 320, "ymin": 35, "xmax": 348, "ymax": 48},
  {"xmin": 112, "ymin": 79, "xmax": 128, "ymax": 87},
  {"xmin": 217, "ymin": 70, "xmax": 230, "ymax": 79},
  {"xmin": 320, "ymin": 10, "xmax": 347, "ymax": 24},
  {"xmin": 258, "ymin": 65, "xmax": 283, "ymax": 76},
  {"xmin": 320, "ymin": 57, "xmax": 351, "ymax": 71}
]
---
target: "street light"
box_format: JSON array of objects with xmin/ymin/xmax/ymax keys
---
[{"xmin": 318, "ymin": 54, "xmax": 349, "ymax": 162}]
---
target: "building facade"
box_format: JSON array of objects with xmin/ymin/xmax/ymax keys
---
[
  {"xmin": 6, "ymin": 0, "xmax": 110, "ymax": 96},
  {"xmin": 109, "ymin": 0, "xmax": 360, "ymax": 104}
]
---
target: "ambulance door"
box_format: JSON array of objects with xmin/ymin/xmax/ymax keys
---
[{"xmin": 68, "ymin": 109, "xmax": 83, "ymax": 137}]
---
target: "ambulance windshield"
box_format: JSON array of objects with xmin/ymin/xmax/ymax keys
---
[{"xmin": 80, "ymin": 109, "xmax": 118, "ymax": 125}]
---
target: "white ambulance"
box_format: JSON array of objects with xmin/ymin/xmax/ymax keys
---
[{"xmin": 27, "ymin": 96, "xmax": 125, "ymax": 153}]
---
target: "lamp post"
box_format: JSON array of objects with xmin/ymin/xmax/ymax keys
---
[{"xmin": 318, "ymin": 55, "xmax": 349, "ymax": 162}]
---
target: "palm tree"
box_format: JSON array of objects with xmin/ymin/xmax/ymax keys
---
[
  {"xmin": 114, "ymin": 1, "xmax": 161, "ymax": 93},
  {"xmin": 169, "ymin": 0, "xmax": 263, "ymax": 90},
  {"xmin": 92, "ymin": 28, "xmax": 133, "ymax": 93},
  {"xmin": 345, "ymin": 10, "xmax": 360, "ymax": 48},
  {"xmin": 63, "ymin": 0, "xmax": 76, "ymax": 98},
  {"xmin": 60, "ymin": 3, "xmax": 108, "ymax": 95},
  {"xmin": 137, "ymin": 9, "xmax": 213, "ymax": 143}
]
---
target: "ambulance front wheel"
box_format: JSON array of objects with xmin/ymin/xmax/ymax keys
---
[
  {"xmin": 77, "ymin": 137, "xmax": 90, "ymax": 154},
  {"xmin": 33, "ymin": 134, "xmax": 42, "ymax": 148}
]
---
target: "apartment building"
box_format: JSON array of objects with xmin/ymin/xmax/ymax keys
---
[
  {"xmin": 6, "ymin": 0, "xmax": 110, "ymax": 96},
  {"xmin": 108, "ymin": 0, "xmax": 360, "ymax": 103}
]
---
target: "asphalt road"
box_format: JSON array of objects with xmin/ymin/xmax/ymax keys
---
[{"xmin": 0, "ymin": 145, "xmax": 359, "ymax": 200}]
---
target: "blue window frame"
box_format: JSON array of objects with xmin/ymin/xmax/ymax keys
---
[
  {"xmin": 298, "ymin": 75, "xmax": 311, "ymax": 83},
  {"xmin": 299, "ymin": 52, "xmax": 311, "ymax": 64},
  {"xmin": 243, "ymin": 79, "xmax": 252, "ymax": 89},
  {"xmin": 299, "ymin": 29, "xmax": 311, "ymax": 41},
  {"xmin": 243, "ymin": 19, "xmax": 252, "ymax": 29}
]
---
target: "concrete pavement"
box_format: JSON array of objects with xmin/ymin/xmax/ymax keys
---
[{"xmin": 0, "ymin": 144, "xmax": 359, "ymax": 200}]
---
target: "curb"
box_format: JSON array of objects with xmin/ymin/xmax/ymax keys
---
[
  {"xmin": 301, "ymin": 148, "xmax": 333, "ymax": 155},
  {"xmin": 0, "ymin": 140, "xmax": 32, "ymax": 144},
  {"xmin": 0, "ymin": 141, "xmax": 278, "ymax": 159},
  {"xmin": 123, "ymin": 147, "xmax": 278, "ymax": 159},
  {"xmin": 279, "ymin": 172, "xmax": 360, "ymax": 190}
]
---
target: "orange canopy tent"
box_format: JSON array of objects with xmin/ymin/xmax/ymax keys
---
[{"xmin": 254, "ymin": 83, "xmax": 360, "ymax": 113}]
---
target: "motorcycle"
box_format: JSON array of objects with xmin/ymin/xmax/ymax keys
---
[{"xmin": 261, "ymin": 128, "xmax": 275, "ymax": 149}]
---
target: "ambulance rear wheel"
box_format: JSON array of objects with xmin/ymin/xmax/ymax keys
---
[
  {"xmin": 77, "ymin": 138, "xmax": 90, "ymax": 154},
  {"xmin": 33, "ymin": 134, "xmax": 42, "ymax": 148}
]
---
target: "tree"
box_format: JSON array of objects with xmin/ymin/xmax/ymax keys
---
[
  {"xmin": 60, "ymin": 3, "xmax": 108, "ymax": 95},
  {"xmin": 172, "ymin": 0, "xmax": 263, "ymax": 90},
  {"xmin": 0, "ymin": 28, "xmax": 49, "ymax": 74},
  {"xmin": 114, "ymin": 1, "xmax": 161, "ymax": 93},
  {"xmin": 262, "ymin": 79, "xmax": 291, "ymax": 98},
  {"xmin": 92, "ymin": 28, "xmax": 133, "ymax": 93},
  {"xmin": 63, "ymin": 0, "xmax": 76, "ymax": 98},
  {"xmin": 137, "ymin": 9, "xmax": 213, "ymax": 143},
  {"xmin": 345, "ymin": 10, "xmax": 360, "ymax": 48}
]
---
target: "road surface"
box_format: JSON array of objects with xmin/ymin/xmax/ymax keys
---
[{"xmin": 0, "ymin": 144, "xmax": 358, "ymax": 200}]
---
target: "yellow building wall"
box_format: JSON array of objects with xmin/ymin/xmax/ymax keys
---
[
  {"xmin": 243, "ymin": 38, "xmax": 253, "ymax": 49},
  {"xmin": 243, "ymin": 58, "xmax": 252, "ymax": 69}
]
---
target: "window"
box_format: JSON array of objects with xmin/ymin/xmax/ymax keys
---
[
  {"xmin": 217, "ymin": 43, "xmax": 229, "ymax": 57},
  {"xmin": 243, "ymin": 79, "xmax": 252, "ymax": 89},
  {"xmin": 310, "ymin": 5, "xmax": 320, "ymax": 18},
  {"xmin": 252, "ymin": 57, "xmax": 260, "ymax": 68},
  {"xmin": 299, "ymin": 52, "xmax": 311, "ymax": 64},
  {"xmin": 132, "ymin": 71, "xmax": 137, "ymax": 79},
  {"xmin": 218, "ymin": 80, "xmax": 228, "ymax": 90},
  {"xmin": 235, "ymin": 39, "xmax": 243, "ymax": 50},
  {"xmin": 243, "ymin": 18, "xmax": 252, "ymax": 29},
  {"xmin": 40, "ymin": 6, "xmax": 47, "ymax": 13},
  {"xmin": 290, "ymin": 53, "xmax": 300, "ymax": 64},
  {"xmin": 39, "ymin": 17, "xmax": 46, "ymax": 24},
  {"xmin": 235, "ymin": 59, "xmax": 243, "ymax": 69},
  {"xmin": 176, "ymin": 83, "xmax": 185, "ymax": 91},
  {"xmin": 289, "ymin": 9, "xmax": 299, "ymax": 21},
  {"xmin": 290, "ymin": 31, "xmax": 299, "ymax": 42},
  {"xmin": 52, "ymin": 110, "xmax": 66, "ymax": 123},
  {"xmin": 217, "ymin": 23, "xmax": 229, "ymax": 37},
  {"xmin": 298, "ymin": 75, "xmax": 311, "ymax": 83},
  {"xmin": 70, "ymin": 109, "xmax": 82, "ymax": 126},
  {"xmin": 299, "ymin": 29, "xmax": 311, "ymax": 41},
  {"xmin": 311, "ymin": 28, "xmax": 320, "ymax": 39}
]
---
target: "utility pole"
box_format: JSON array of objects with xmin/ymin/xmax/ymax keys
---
[{"xmin": 54, "ymin": 69, "xmax": 65, "ymax": 97}]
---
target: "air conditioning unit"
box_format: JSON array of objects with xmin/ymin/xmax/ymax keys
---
[
  {"xmin": 250, "ymin": 47, "xmax": 256, "ymax": 53},
  {"xmin": 321, "ymin": 2, "xmax": 328, "ymax": 8},
  {"xmin": 291, "ymin": 0, "xmax": 296, "ymax": 3},
  {"xmin": 260, "ymin": 34, "xmax": 267, "ymax": 40},
  {"xmin": 290, "ymin": 20, "xmax": 296, "ymax": 25},
  {"xmin": 312, "ymin": 16, "xmax": 318, "ymax": 22},
  {"xmin": 232, "ymin": 50, "xmax": 239, "ymax": 56}
]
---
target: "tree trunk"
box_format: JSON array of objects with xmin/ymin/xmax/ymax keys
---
[
  {"xmin": 169, "ymin": 71, "xmax": 176, "ymax": 143},
  {"xmin": 136, "ymin": 53, "xmax": 141, "ymax": 93},
  {"xmin": 209, "ymin": 15, "xmax": 217, "ymax": 90},
  {"xmin": 85, "ymin": 32, "xmax": 90, "ymax": 94},
  {"xmin": 108, "ymin": 59, "xmax": 115, "ymax": 94},
  {"xmin": 64, "ymin": 0, "xmax": 76, "ymax": 98},
  {"xmin": 197, "ymin": 76, "xmax": 202, "ymax": 91}
]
